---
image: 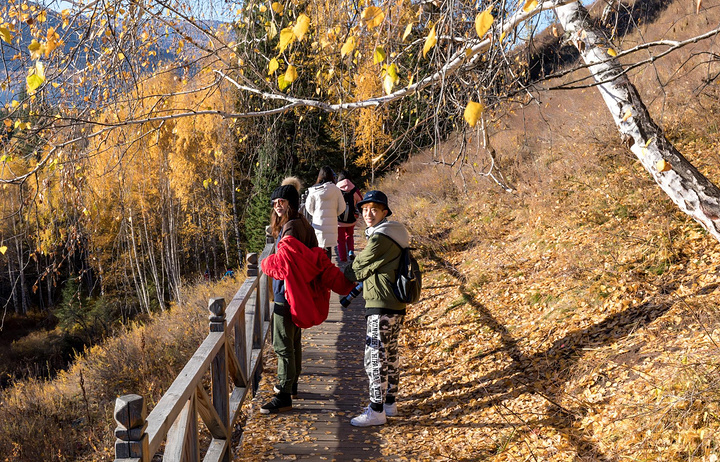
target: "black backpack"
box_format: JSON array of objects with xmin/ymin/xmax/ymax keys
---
[
  {"xmin": 338, "ymin": 187, "xmax": 359, "ymax": 223},
  {"xmin": 380, "ymin": 234, "xmax": 422, "ymax": 304}
]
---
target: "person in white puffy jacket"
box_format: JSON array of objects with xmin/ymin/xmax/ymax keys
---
[{"xmin": 305, "ymin": 166, "xmax": 346, "ymax": 258}]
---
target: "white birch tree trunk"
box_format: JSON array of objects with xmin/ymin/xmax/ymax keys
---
[{"xmin": 556, "ymin": 1, "xmax": 720, "ymax": 242}]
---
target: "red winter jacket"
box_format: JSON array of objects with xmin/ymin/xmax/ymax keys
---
[{"xmin": 261, "ymin": 235, "xmax": 356, "ymax": 328}]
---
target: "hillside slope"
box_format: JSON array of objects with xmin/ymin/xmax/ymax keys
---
[
  {"xmin": 237, "ymin": 0, "xmax": 720, "ymax": 453},
  {"xmin": 366, "ymin": 0, "xmax": 720, "ymax": 459}
]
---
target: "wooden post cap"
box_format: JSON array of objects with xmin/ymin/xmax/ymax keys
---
[
  {"xmin": 209, "ymin": 298, "xmax": 226, "ymax": 332},
  {"xmin": 114, "ymin": 394, "xmax": 146, "ymax": 430},
  {"xmin": 247, "ymin": 253, "xmax": 258, "ymax": 277},
  {"xmin": 208, "ymin": 298, "xmax": 226, "ymax": 319}
]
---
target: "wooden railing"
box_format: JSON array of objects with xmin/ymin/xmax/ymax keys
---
[{"xmin": 113, "ymin": 241, "xmax": 274, "ymax": 462}]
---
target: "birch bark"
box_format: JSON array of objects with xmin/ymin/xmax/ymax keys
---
[{"xmin": 556, "ymin": 1, "xmax": 720, "ymax": 242}]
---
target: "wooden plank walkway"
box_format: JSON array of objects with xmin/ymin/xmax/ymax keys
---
[{"xmin": 237, "ymin": 266, "xmax": 399, "ymax": 461}]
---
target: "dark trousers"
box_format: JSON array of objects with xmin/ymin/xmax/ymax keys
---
[{"xmin": 272, "ymin": 311, "xmax": 302, "ymax": 393}]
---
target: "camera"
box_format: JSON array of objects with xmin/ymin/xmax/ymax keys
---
[{"xmin": 340, "ymin": 282, "xmax": 363, "ymax": 307}]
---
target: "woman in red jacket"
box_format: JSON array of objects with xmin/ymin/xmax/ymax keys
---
[{"xmin": 260, "ymin": 178, "xmax": 354, "ymax": 414}]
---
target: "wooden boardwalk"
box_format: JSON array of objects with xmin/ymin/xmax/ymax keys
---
[{"xmin": 238, "ymin": 270, "xmax": 399, "ymax": 461}]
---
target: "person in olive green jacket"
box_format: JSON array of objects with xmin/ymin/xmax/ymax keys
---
[{"xmin": 343, "ymin": 190, "xmax": 410, "ymax": 427}]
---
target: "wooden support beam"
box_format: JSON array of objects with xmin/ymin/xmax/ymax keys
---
[
  {"xmin": 164, "ymin": 395, "xmax": 199, "ymax": 462},
  {"xmin": 195, "ymin": 385, "xmax": 227, "ymax": 439}
]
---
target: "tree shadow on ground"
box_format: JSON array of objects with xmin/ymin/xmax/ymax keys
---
[{"xmin": 406, "ymin": 255, "xmax": 682, "ymax": 461}]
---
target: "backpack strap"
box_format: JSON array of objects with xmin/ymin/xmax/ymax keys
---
[{"xmin": 374, "ymin": 232, "xmax": 404, "ymax": 250}]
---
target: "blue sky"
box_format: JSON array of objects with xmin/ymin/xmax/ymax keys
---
[{"xmin": 52, "ymin": 0, "xmax": 241, "ymax": 22}]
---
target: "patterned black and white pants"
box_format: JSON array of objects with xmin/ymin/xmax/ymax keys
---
[{"xmin": 364, "ymin": 313, "xmax": 404, "ymax": 405}]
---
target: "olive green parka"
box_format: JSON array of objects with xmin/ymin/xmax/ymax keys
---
[{"xmin": 343, "ymin": 219, "xmax": 410, "ymax": 316}]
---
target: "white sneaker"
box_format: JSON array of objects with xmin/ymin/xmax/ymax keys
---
[
  {"xmin": 350, "ymin": 406, "xmax": 387, "ymax": 427},
  {"xmin": 384, "ymin": 402, "xmax": 398, "ymax": 417}
]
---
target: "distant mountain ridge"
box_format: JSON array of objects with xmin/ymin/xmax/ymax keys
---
[{"xmin": 0, "ymin": 4, "xmax": 230, "ymax": 106}]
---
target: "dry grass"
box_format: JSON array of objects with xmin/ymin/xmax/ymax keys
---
[{"xmin": 0, "ymin": 274, "xmax": 244, "ymax": 461}]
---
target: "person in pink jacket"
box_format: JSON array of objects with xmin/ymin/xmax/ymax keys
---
[{"xmin": 336, "ymin": 170, "xmax": 363, "ymax": 263}]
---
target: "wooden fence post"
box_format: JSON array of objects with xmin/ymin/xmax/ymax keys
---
[
  {"xmin": 114, "ymin": 394, "xmax": 148, "ymax": 462},
  {"xmin": 209, "ymin": 298, "xmax": 230, "ymax": 462}
]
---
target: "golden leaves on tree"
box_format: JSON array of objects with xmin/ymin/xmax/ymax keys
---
[
  {"xmin": 26, "ymin": 60, "xmax": 45, "ymax": 93},
  {"xmin": 278, "ymin": 65, "xmax": 297, "ymax": 91},
  {"xmin": 423, "ymin": 25, "xmax": 437, "ymax": 58},
  {"xmin": 293, "ymin": 14, "xmax": 311, "ymax": 41},
  {"xmin": 402, "ymin": 22, "xmax": 413, "ymax": 42},
  {"xmin": 373, "ymin": 46, "xmax": 386, "ymax": 65},
  {"xmin": 268, "ymin": 57, "xmax": 279, "ymax": 75},
  {"xmin": 475, "ymin": 8, "xmax": 494, "ymax": 38},
  {"xmin": 361, "ymin": 6, "xmax": 385, "ymax": 29},
  {"xmin": 464, "ymin": 101, "xmax": 484, "ymax": 127},
  {"xmin": 0, "ymin": 26, "xmax": 12, "ymax": 43},
  {"xmin": 523, "ymin": 0, "xmax": 539, "ymax": 13},
  {"xmin": 341, "ymin": 36, "xmax": 356, "ymax": 58},
  {"xmin": 383, "ymin": 63, "xmax": 399, "ymax": 95},
  {"xmin": 278, "ymin": 27, "xmax": 294, "ymax": 54},
  {"xmin": 284, "ymin": 64, "xmax": 298, "ymax": 84}
]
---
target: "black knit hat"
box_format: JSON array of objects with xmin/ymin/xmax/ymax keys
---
[
  {"xmin": 356, "ymin": 190, "xmax": 392, "ymax": 216},
  {"xmin": 270, "ymin": 184, "xmax": 300, "ymax": 211}
]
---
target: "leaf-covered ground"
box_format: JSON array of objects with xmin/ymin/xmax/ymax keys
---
[
  {"xmin": 237, "ymin": 146, "xmax": 720, "ymax": 460},
  {"xmin": 387, "ymin": 183, "xmax": 720, "ymax": 460},
  {"xmin": 236, "ymin": 79, "xmax": 720, "ymax": 462}
]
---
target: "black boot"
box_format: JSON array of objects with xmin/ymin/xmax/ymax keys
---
[{"xmin": 260, "ymin": 392, "xmax": 292, "ymax": 414}]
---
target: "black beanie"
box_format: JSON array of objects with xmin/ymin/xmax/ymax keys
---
[{"xmin": 270, "ymin": 184, "xmax": 300, "ymax": 211}]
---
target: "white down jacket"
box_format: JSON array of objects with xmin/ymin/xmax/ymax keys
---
[{"xmin": 305, "ymin": 181, "xmax": 346, "ymax": 248}]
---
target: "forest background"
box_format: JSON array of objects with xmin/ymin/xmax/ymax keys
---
[
  {"xmin": 0, "ymin": 0, "xmax": 441, "ymax": 387},
  {"xmin": 0, "ymin": 0, "xmax": 719, "ymax": 459}
]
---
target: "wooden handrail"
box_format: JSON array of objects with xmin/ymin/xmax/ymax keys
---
[{"xmin": 113, "ymin": 241, "xmax": 275, "ymax": 462}]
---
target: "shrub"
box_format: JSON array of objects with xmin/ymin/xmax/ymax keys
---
[{"xmin": 0, "ymin": 273, "xmax": 245, "ymax": 461}]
